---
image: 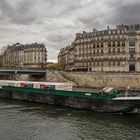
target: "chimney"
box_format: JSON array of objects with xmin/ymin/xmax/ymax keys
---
[
  {"xmin": 83, "ymin": 31, "xmax": 86, "ymax": 34},
  {"xmin": 76, "ymin": 33, "xmax": 81, "ymax": 38},
  {"xmin": 93, "ymin": 28, "xmax": 97, "ymax": 32},
  {"xmin": 107, "ymin": 26, "xmax": 110, "ymax": 30}
]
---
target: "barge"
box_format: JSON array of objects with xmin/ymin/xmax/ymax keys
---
[{"xmin": 0, "ymin": 80, "xmax": 140, "ymax": 114}]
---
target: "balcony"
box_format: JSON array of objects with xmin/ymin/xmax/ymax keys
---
[
  {"xmin": 129, "ymin": 54, "xmax": 136, "ymax": 61},
  {"xmin": 129, "ymin": 57, "xmax": 136, "ymax": 61}
]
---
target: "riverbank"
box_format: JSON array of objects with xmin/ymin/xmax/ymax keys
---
[
  {"xmin": 1, "ymin": 71, "xmax": 140, "ymax": 90},
  {"xmin": 60, "ymin": 72, "xmax": 140, "ymax": 90}
]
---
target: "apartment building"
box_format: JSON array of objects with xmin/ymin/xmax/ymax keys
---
[
  {"xmin": 58, "ymin": 24, "xmax": 140, "ymax": 72},
  {"xmin": 2, "ymin": 43, "xmax": 47, "ymax": 69},
  {"xmin": 24, "ymin": 43, "xmax": 47, "ymax": 69}
]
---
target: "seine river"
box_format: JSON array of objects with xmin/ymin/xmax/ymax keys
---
[{"xmin": 0, "ymin": 98, "xmax": 140, "ymax": 140}]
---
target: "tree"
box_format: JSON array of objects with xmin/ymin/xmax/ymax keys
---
[
  {"xmin": 0, "ymin": 55, "xmax": 3, "ymax": 68},
  {"xmin": 47, "ymin": 63, "xmax": 60, "ymax": 70},
  {"xmin": 0, "ymin": 62, "xmax": 3, "ymax": 68}
]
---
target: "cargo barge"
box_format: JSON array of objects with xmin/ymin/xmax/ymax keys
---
[{"xmin": 0, "ymin": 80, "xmax": 140, "ymax": 114}]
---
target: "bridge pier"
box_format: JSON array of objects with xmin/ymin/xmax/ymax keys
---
[{"xmin": 29, "ymin": 74, "xmax": 46, "ymax": 81}]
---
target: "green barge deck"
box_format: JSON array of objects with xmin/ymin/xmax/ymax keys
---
[{"xmin": 0, "ymin": 86, "xmax": 117, "ymax": 100}]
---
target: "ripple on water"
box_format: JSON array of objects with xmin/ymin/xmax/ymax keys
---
[{"xmin": 0, "ymin": 99, "xmax": 139, "ymax": 140}]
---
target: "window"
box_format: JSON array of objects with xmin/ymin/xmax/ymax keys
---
[
  {"xmin": 113, "ymin": 30, "xmax": 116, "ymax": 34},
  {"xmin": 113, "ymin": 61, "xmax": 115, "ymax": 65},
  {"xmin": 108, "ymin": 48, "xmax": 111, "ymax": 53},
  {"xmin": 117, "ymin": 42, "xmax": 120, "ymax": 46},
  {"xmin": 129, "ymin": 48, "xmax": 135, "ymax": 53},
  {"xmin": 117, "ymin": 48, "xmax": 120, "ymax": 52},
  {"xmin": 130, "ymin": 54, "xmax": 135, "ymax": 58},
  {"xmin": 129, "ymin": 40, "xmax": 135, "ymax": 46},
  {"xmin": 122, "ymin": 48, "xmax": 125, "ymax": 53},
  {"xmin": 117, "ymin": 61, "xmax": 120, "ymax": 65},
  {"xmin": 101, "ymin": 43, "xmax": 103, "ymax": 47},
  {"xmin": 117, "ymin": 36, "xmax": 120, "ymax": 39},
  {"xmin": 122, "ymin": 42, "xmax": 125, "ymax": 46},
  {"xmin": 108, "ymin": 30, "xmax": 111, "ymax": 35},
  {"xmin": 113, "ymin": 42, "xmax": 115, "ymax": 47},
  {"xmin": 113, "ymin": 48, "xmax": 115, "ymax": 53},
  {"xmin": 97, "ymin": 32, "xmax": 100, "ymax": 35},
  {"xmin": 129, "ymin": 63, "xmax": 135, "ymax": 72},
  {"xmin": 117, "ymin": 30, "xmax": 120, "ymax": 34},
  {"xmin": 108, "ymin": 42, "xmax": 111, "ymax": 47},
  {"xmin": 129, "ymin": 32, "xmax": 136, "ymax": 36}
]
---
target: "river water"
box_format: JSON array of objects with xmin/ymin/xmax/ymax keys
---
[{"xmin": 0, "ymin": 98, "xmax": 140, "ymax": 140}]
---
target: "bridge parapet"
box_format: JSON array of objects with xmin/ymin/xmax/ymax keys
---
[{"xmin": 0, "ymin": 69, "xmax": 46, "ymax": 76}]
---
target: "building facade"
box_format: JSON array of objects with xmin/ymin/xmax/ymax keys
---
[
  {"xmin": 24, "ymin": 43, "xmax": 47, "ymax": 69},
  {"xmin": 2, "ymin": 43, "xmax": 47, "ymax": 69},
  {"xmin": 58, "ymin": 24, "xmax": 140, "ymax": 72},
  {"xmin": 2, "ymin": 45, "xmax": 15, "ymax": 67}
]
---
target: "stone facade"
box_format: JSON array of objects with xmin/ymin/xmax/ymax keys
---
[
  {"xmin": 2, "ymin": 43, "xmax": 47, "ymax": 69},
  {"xmin": 58, "ymin": 24, "xmax": 140, "ymax": 72},
  {"xmin": 24, "ymin": 43, "xmax": 47, "ymax": 69}
]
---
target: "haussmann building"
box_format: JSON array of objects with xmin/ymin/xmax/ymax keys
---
[
  {"xmin": 2, "ymin": 43, "xmax": 47, "ymax": 69},
  {"xmin": 58, "ymin": 24, "xmax": 140, "ymax": 72}
]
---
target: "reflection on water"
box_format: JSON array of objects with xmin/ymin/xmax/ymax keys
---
[{"xmin": 0, "ymin": 98, "xmax": 140, "ymax": 140}]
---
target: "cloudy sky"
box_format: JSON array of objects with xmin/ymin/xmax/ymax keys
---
[{"xmin": 0, "ymin": 0, "xmax": 140, "ymax": 62}]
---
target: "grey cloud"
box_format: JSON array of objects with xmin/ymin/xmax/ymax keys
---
[
  {"xmin": 47, "ymin": 32, "xmax": 74, "ymax": 50},
  {"xmin": 0, "ymin": 0, "xmax": 140, "ymax": 61},
  {"xmin": 111, "ymin": 3, "xmax": 140, "ymax": 24},
  {"xmin": 0, "ymin": 0, "xmax": 36, "ymax": 24},
  {"xmin": 33, "ymin": 0, "xmax": 83, "ymax": 18},
  {"xmin": 77, "ymin": 16, "xmax": 101, "ymax": 29},
  {"xmin": 48, "ymin": 35, "xmax": 68, "ymax": 43}
]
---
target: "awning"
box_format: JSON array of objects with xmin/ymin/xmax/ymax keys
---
[{"xmin": 69, "ymin": 67, "xmax": 88, "ymax": 70}]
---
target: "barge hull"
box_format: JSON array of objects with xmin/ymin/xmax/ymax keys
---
[{"xmin": 0, "ymin": 89, "xmax": 139, "ymax": 113}]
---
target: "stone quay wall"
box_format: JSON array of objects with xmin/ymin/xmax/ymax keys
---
[{"xmin": 60, "ymin": 72, "xmax": 140, "ymax": 89}]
